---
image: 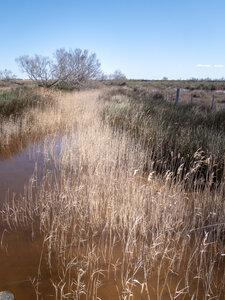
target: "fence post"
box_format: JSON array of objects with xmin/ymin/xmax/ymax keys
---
[
  {"xmin": 175, "ymin": 88, "xmax": 180, "ymax": 104},
  {"xmin": 191, "ymin": 94, "xmax": 193, "ymax": 104},
  {"xmin": 211, "ymin": 95, "xmax": 215, "ymax": 109}
]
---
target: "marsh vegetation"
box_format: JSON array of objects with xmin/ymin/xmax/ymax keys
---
[{"xmin": 0, "ymin": 85, "xmax": 224, "ymax": 299}]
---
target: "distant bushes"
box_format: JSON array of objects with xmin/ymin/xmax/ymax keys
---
[
  {"xmin": 152, "ymin": 91, "xmax": 164, "ymax": 100},
  {"xmin": 192, "ymin": 90, "xmax": 206, "ymax": 98},
  {"xmin": 127, "ymin": 79, "xmax": 225, "ymax": 91},
  {"xmin": 100, "ymin": 88, "xmax": 225, "ymax": 188}
]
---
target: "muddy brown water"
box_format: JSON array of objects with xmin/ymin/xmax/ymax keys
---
[
  {"xmin": 0, "ymin": 135, "xmax": 63, "ymax": 205},
  {"xmin": 0, "ymin": 136, "xmax": 64, "ymax": 299},
  {"xmin": 0, "ymin": 146, "xmax": 41, "ymax": 201},
  {"xmin": 0, "ymin": 138, "xmax": 225, "ymax": 299}
]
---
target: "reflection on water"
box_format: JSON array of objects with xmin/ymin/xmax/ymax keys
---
[
  {"xmin": 1, "ymin": 233, "xmax": 224, "ymax": 300},
  {"xmin": 0, "ymin": 146, "xmax": 40, "ymax": 200},
  {"xmin": 0, "ymin": 134, "xmax": 74, "ymax": 299},
  {"xmin": 0, "ymin": 135, "xmax": 65, "ymax": 205},
  {"xmin": 0, "ymin": 230, "xmax": 52, "ymax": 300},
  {"xmin": 0, "ymin": 137, "xmax": 55, "ymax": 299}
]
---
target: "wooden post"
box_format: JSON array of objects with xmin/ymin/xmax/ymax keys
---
[
  {"xmin": 211, "ymin": 95, "xmax": 215, "ymax": 109},
  {"xmin": 175, "ymin": 88, "xmax": 180, "ymax": 104},
  {"xmin": 191, "ymin": 94, "xmax": 193, "ymax": 104}
]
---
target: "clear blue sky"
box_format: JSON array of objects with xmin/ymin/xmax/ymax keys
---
[{"xmin": 1, "ymin": 0, "xmax": 225, "ymax": 79}]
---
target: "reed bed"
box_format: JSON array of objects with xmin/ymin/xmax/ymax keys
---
[
  {"xmin": 101, "ymin": 88, "xmax": 225, "ymax": 189},
  {"xmin": 0, "ymin": 88, "xmax": 66, "ymax": 159},
  {"xmin": 0, "ymin": 88, "xmax": 225, "ymax": 299}
]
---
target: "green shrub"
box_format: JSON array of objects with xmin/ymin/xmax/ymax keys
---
[{"xmin": 0, "ymin": 88, "xmax": 53, "ymax": 118}]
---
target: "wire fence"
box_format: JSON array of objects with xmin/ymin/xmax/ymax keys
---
[{"xmin": 168, "ymin": 88, "xmax": 220, "ymax": 109}]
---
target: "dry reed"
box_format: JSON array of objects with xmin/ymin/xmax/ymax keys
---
[{"xmin": 0, "ymin": 88, "xmax": 224, "ymax": 299}]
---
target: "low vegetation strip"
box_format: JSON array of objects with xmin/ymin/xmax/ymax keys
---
[
  {"xmin": 127, "ymin": 79, "xmax": 225, "ymax": 91},
  {"xmin": 100, "ymin": 88, "xmax": 225, "ymax": 188},
  {"xmin": 0, "ymin": 87, "xmax": 53, "ymax": 118}
]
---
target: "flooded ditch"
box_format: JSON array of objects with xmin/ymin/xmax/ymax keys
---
[
  {"xmin": 1, "ymin": 136, "xmax": 224, "ymax": 300},
  {"xmin": 0, "ymin": 90, "xmax": 225, "ymax": 299}
]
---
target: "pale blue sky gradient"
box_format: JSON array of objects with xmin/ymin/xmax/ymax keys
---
[{"xmin": 1, "ymin": 0, "xmax": 225, "ymax": 79}]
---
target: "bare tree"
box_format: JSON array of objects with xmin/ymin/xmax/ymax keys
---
[
  {"xmin": 53, "ymin": 48, "xmax": 72, "ymax": 86},
  {"xmin": 109, "ymin": 69, "xmax": 126, "ymax": 81},
  {"xmin": 0, "ymin": 69, "xmax": 16, "ymax": 81},
  {"xmin": 16, "ymin": 48, "xmax": 102, "ymax": 89},
  {"xmin": 54, "ymin": 48, "xmax": 101, "ymax": 89},
  {"xmin": 16, "ymin": 55, "xmax": 54, "ymax": 87}
]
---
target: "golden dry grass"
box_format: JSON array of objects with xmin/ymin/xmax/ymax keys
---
[{"xmin": 0, "ymin": 89, "xmax": 225, "ymax": 299}]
